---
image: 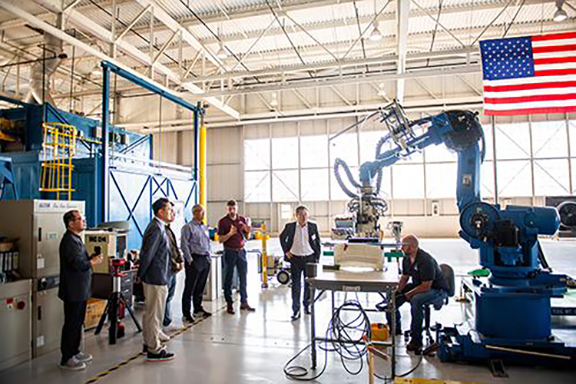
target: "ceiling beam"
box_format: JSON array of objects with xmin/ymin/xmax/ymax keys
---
[
  {"xmin": 189, "ymin": 63, "xmax": 482, "ymax": 98},
  {"xmin": 134, "ymin": 96, "xmax": 484, "ymax": 131},
  {"xmin": 185, "ymin": 47, "xmax": 477, "ymax": 83},
  {"xmin": 0, "ymin": 1, "xmax": 239, "ymax": 119}
]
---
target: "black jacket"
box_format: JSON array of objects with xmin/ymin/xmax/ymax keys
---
[
  {"xmin": 138, "ymin": 217, "xmax": 171, "ymax": 286},
  {"xmin": 279, "ymin": 221, "xmax": 322, "ymax": 261},
  {"xmin": 58, "ymin": 230, "xmax": 92, "ymax": 302}
]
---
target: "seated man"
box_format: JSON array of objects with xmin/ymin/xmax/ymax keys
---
[{"xmin": 386, "ymin": 235, "xmax": 447, "ymax": 352}]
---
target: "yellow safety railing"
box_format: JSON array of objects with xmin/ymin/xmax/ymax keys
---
[{"xmin": 40, "ymin": 122, "xmax": 77, "ymax": 200}]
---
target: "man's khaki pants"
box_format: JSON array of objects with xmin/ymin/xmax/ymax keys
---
[{"xmin": 143, "ymin": 283, "xmax": 168, "ymax": 354}]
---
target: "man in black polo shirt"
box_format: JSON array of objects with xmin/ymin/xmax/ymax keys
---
[{"xmin": 386, "ymin": 235, "xmax": 446, "ymax": 352}]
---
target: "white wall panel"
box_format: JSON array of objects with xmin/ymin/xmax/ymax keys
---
[
  {"xmin": 208, "ymin": 164, "xmax": 241, "ymax": 202},
  {"xmin": 207, "ymin": 127, "xmax": 241, "ymax": 165}
]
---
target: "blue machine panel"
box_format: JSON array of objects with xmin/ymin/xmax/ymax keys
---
[{"xmin": 0, "ymin": 97, "xmax": 197, "ymax": 251}]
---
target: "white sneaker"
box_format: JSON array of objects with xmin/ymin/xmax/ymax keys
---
[
  {"xmin": 159, "ymin": 332, "xmax": 171, "ymax": 342},
  {"xmin": 59, "ymin": 357, "xmax": 86, "ymax": 371},
  {"xmin": 75, "ymin": 351, "xmax": 92, "ymax": 363}
]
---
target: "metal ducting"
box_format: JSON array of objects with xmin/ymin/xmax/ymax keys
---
[{"xmin": 24, "ymin": 13, "xmax": 65, "ymax": 106}]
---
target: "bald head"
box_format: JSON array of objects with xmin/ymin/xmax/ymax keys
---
[{"xmin": 401, "ymin": 234, "xmax": 419, "ymax": 258}]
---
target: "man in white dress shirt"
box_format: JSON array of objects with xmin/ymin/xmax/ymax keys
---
[{"xmin": 279, "ymin": 206, "xmax": 322, "ymax": 320}]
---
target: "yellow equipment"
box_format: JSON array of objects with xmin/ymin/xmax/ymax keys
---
[
  {"xmin": 255, "ymin": 225, "xmax": 271, "ymax": 288},
  {"xmin": 40, "ymin": 123, "xmax": 77, "ymax": 200}
]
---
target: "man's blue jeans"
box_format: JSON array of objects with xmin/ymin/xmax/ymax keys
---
[
  {"xmin": 386, "ymin": 283, "xmax": 446, "ymax": 344},
  {"xmin": 223, "ymin": 249, "xmax": 248, "ymax": 305},
  {"xmin": 163, "ymin": 275, "xmax": 177, "ymax": 326}
]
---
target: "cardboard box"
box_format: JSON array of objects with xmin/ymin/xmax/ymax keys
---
[{"xmin": 84, "ymin": 298, "xmax": 107, "ymax": 330}]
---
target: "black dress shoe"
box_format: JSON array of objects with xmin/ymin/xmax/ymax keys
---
[
  {"xmin": 406, "ymin": 340, "xmax": 423, "ymax": 352},
  {"xmin": 147, "ymin": 350, "xmax": 175, "ymax": 362},
  {"xmin": 240, "ymin": 303, "xmax": 256, "ymax": 312},
  {"xmin": 291, "ymin": 311, "xmax": 301, "ymax": 321},
  {"xmin": 194, "ymin": 308, "xmax": 212, "ymax": 317},
  {"xmin": 303, "ymin": 306, "xmax": 311, "ymax": 315}
]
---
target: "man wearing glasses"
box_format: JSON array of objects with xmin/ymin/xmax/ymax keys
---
[{"xmin": 58, "ymin": 210, "xmax": 103, "ymax": 370}]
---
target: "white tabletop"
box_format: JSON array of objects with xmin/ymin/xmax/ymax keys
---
[{"xmin": 309, "ymin": 264, "xmax": 400, "ymax": 292}]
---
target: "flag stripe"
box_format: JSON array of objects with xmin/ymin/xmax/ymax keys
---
[
  {"xmin": 533, "ymin": 56, "xmax": 576, "ymax": 65},
  {"xmin": 533, "ymin": 51, "xmax": 576, "ymax": 59},
  {"xmin": 483, "ymin": 75, "xmax": 576, "ymax": 86},
  {"xmin": 535, "ymin": 68, "xmax": 576, "ymax": 76},
  {"xmin": 535, "ymin": 63, "xmax": 576, "ymax": 70},
  {"xmin": 485, "ymin": 106, "xmax": 576, "ymax": 115},
  {"xmin": 484, "ymin": 80, "xmax": 576, "ymax": 92},
  {"xmin": 484, "ymin": 87, "xmax": 576, "ymax": 98},
  {"xmin": 484, "ymin": 100, "xmax": 576, "ymax": 110},
  {"xmin": 531, "ymin": 38, "xmax": 576, "ymax": 48},
  {"xmin": 485, "ymin": 93, "xmax": 576, "ymax": 104},
  {"xmin": 532, "ymin": 44, "xmax": 576, "ymax": 54},
  {"xmin": 531, "ymin": 32, "xmax": 576, "ymax": 41}
]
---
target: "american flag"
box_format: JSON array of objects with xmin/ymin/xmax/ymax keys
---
[{"xmin": 479, "ymin": 32, "xmax": 576, "ymax": 116}]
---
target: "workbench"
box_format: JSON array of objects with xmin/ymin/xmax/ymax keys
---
[{"xmin": 308, "ymin": 266, "xmax": 401, "ymax": 378}]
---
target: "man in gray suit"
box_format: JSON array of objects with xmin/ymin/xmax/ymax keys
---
[{"xmin": 138, "ymin": 198, "xmax": 179, "ymax": 362}]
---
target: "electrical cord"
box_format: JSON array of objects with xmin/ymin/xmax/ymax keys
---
[
  {"xmin": 284, "ymin": 299, "xmax": 426, "ymax": 382},
  {"xmin": 284, "ymin": 300, "xmax": 370, "ymax": 381}
]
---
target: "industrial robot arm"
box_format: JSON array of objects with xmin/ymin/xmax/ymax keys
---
[
  {"xmin": 334, "ymin": 100, "xmax": 573, "ymax": 363},
  {"xmin": 336, "ymin": 100, "xmax": 565, "ymax": 291},
  {"xmin": 334, "ymin": 101, "xmax": 485, "ymax": 239}
]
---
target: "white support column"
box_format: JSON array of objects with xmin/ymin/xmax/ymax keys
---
[{"xmin": 396, "ymin": 0, "xmax": 410, "ymax": 103}]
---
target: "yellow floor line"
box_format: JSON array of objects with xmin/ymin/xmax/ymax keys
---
[{"xmin": 84, "ymin": 304, "xmax": 227, "ymax": 384}]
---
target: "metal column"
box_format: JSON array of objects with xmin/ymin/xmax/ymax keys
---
[
  {"xmin": 194, "ymin": 102, "xmax": 201, "ymax": 206},
  {"xmin": 101, "ymin": 63, "xmax": 110, "ymax": 223},
  {"xmin": 198, "ymin": 104, "xmax": 206, "ymax": 221}
]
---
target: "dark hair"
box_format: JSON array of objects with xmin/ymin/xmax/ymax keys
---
[
  {"xmin": 295, "ymin": 205, "xmax": 308, "ymax": 215},
  {"xmin": 63, "ymin": 210, "xmax": 79, "ymax": 229},
  {"xmin": 152, "ymin": 198, "xmax": 172, "ymax": 215},
  {"xmin": 227, "ymin": 199, "xmax": 237, "ymax": 207}
]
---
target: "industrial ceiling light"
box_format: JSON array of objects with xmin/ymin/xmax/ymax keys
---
[
  {"xmin": 216, "ymin": 27, "xmax": 228, "ymax": 59},
  {"xmin": 216, "ymin": 41, "xmax": 228, "ymax": 59},
  {"xmin": 554, "ymin": 0, "xmax": 568, "ymax": 22},
  {"xmin": 270, "ymin": 92, "xmax": 278, "ymax": 108},
  {"xmin": 369, "ymin": 21, "xmax": 382, "ymax": 41},
  {"xmin": 91, "ymin": 64, "xmax": 102, "ymax": 76},
  {"xmin": 377, "ymin": 83, "xmax": 387, "ymax": 98}
]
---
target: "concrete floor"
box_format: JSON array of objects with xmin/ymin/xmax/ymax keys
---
[{"xmin": 1, "ymin": 238, "xmax": 575, "ymax": 384}]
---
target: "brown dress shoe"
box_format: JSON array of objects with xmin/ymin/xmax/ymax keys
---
[
  {"xmin": 240, "ymin": 303, "xmax": 256, "ymax": 312},
  {"xmin": 227, "ymin": 303, "xmax": 235, "ymax": 314}
]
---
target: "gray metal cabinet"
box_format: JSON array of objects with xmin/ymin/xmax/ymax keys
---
[{"xmin": 0, "ymin": 280, "xmax": 32, "ymax": 371}]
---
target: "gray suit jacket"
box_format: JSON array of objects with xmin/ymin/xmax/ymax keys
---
[{"xmin": 138, "ymin": 217, "xmax": 171, "ymax": 286}]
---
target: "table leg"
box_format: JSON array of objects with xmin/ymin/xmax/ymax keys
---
[
  {"xmin": 331, "ymin": 291, "xmax": 335, "ymax": 314},
  {"xmin": 311, "ymin": 286, "xmax": 317, "ymax": 369},
  {"xmin": 390, "ymin": 288, "xmax": 396, "ymax": 378}
]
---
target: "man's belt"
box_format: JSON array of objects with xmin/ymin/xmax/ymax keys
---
[{"xmin": 224, "ymin": 247, "xmax": 245, "ymax": 251}]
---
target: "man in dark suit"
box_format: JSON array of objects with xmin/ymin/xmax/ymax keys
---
[
  {"xmin": 138, "ymin": 198, "xmax": 181, "ymax": 362},
  {"xmin": 58, "ymin": 210, "xmax": 103, "ymax": 371},
  {"xmin": 279, "ymin": 205, "xmax": 321, "ymax": 321}
]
